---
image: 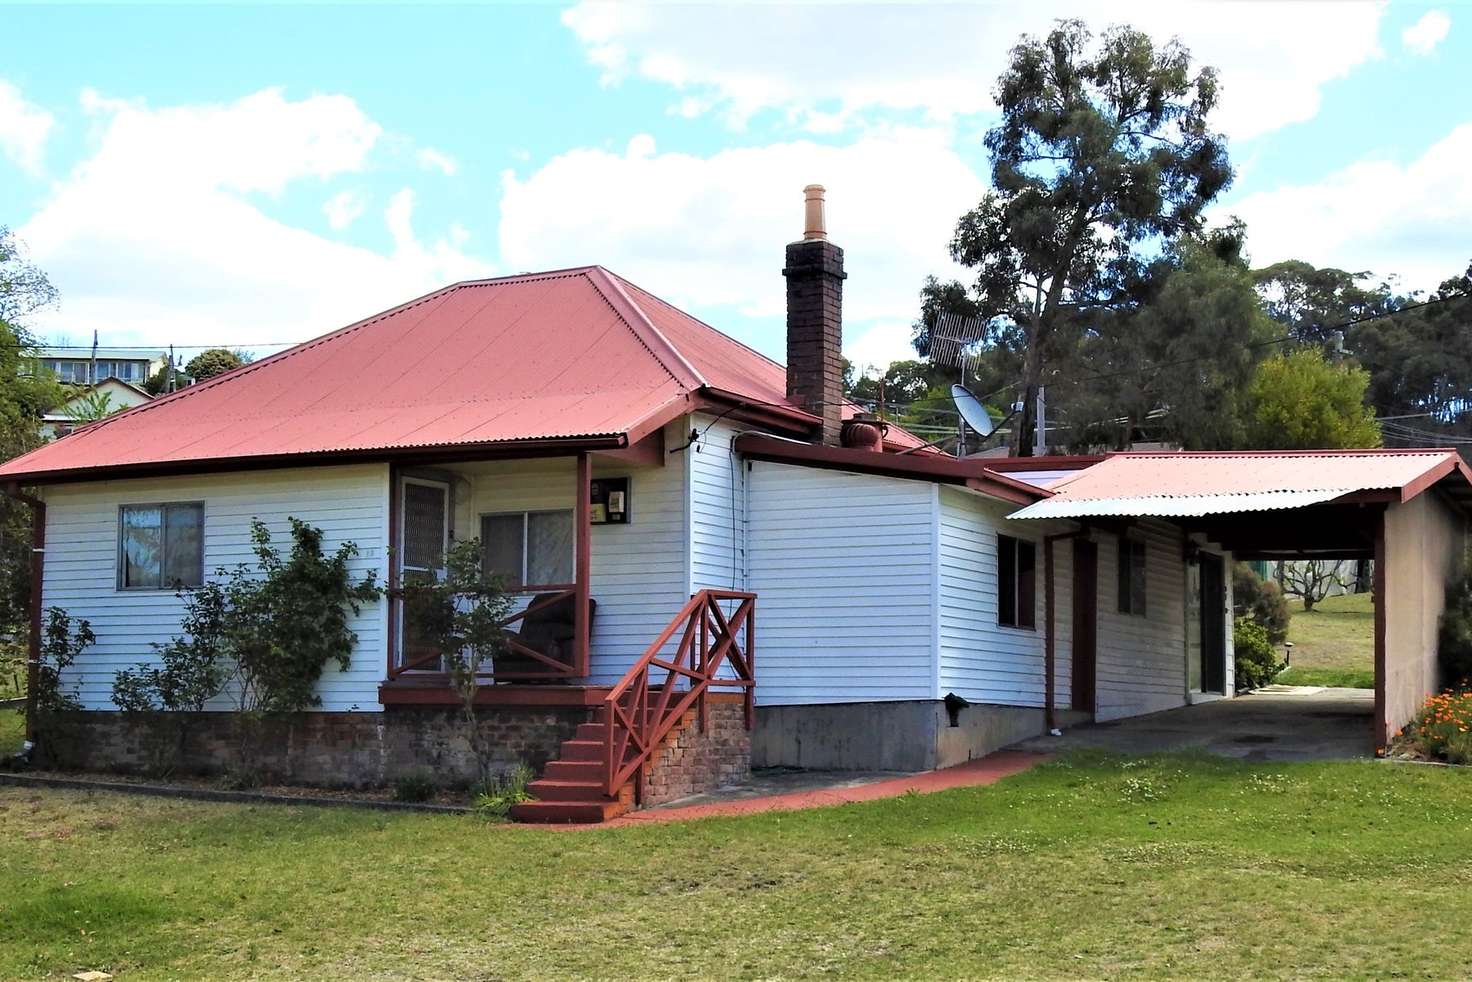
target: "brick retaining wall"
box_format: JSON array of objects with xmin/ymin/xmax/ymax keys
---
[
  {"xmin": 640, "ymin": 698, "xmax": 751, "ymax": 806},
  {"xmin": 34, "ymin": 706, "xmax": 591, "ymax": 789}
]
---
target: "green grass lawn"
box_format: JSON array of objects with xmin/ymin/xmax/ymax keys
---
[
  {"xmin": 1276, "ymin": 592, "xmax": 1375, "ymax": 688},
  {"xmin": 0, "ymin": 707, "xmax": 21, "ymax": 757},
  {"xmin": 5, "ymin": 753, "xmax": 1472, "ymax": 979}
]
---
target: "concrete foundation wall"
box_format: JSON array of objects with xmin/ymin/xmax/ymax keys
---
[
  {"xmin": 1383, "ymin": 495, "xmax": 1467, "ymax": 737},
  {"xmin": 752, "ymin": 699, "xmax": 1087, "ymax": 771}
]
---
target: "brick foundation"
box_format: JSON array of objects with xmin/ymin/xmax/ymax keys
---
[
  {"xmin": 639, "ymin": 698, "xmax": 751, "ymax": 806},
  {"xmin": 34, "ymin": 705, "xmax": 591, "ymax": 789}
]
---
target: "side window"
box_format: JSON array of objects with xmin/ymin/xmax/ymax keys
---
[
  {"xmin": 1118, "ymin": 534, "xmax": 1147, "ymax": 616},
  {"xmin": 997, "ymin": 534, "xmax": 1037, "ymax": 630},
  {"xmin": 119, "ymin": 502, "xmax": 204, "ymax": 590}
]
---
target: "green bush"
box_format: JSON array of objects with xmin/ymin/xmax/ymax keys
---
[
  {"xmin": 1233, "ymin": 616, "xmax": 1282, "ymax": 691},
  {"xmin": 393, "ymin": 771, "xmax": 437, "ymax": 803},
  {"xmin": 1438, "ymin": 561, "xmax": 1472, "ymax": 689},
  {"xmin": 1232, "ymin": 563, "xmax": 1291, "ymax": 644}
]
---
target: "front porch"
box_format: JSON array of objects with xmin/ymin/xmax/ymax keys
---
[{"xmin": 374, "ymin": 436, "xmax": 757, "ymax": 821}]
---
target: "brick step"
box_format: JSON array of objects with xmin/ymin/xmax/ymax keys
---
[
  {"xmin": 558, "ymin": 739, "xmax": 604, "ymax": 761},
  {"xmin": 509, "ymin": 798, "xmax": 630, "ymax": 824},
  {"xmin": 575, "ymin": 710, "xmax": 697, "ymax": 742}
]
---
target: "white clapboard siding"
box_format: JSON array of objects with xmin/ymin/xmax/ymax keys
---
[
  {"xmin": 937, "ymin": 488, "xmax": 1072, "ymax": 708},
  {"xmin": 459, "ymin": 429, "xmax": 689, "ymax": 685},
  {"xmin": 1094, "ymin": 520, "xmax": 1188, "ymax": 721},
  {"xmin": 689, "ymin": 415, "xmax": 745, "ymax": 594},
  {"xmin": 747, "ymin": 461, "xmax": 937, "ymax": 705},
  {"xmin": 42, "ymin": 464, "xmax": 390, "ymax": 713}
]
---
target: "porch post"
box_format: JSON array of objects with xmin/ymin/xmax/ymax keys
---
[
  {"xmin": 575, "ymin": 451, "xmax": 592, "ymax": 677},
  {"xmin": 1373, "ymin": 508, "xmax": 1387, "ymax": 752},
  {"xmin": 1044, "ymin": 536, "xmax": 1056, "ymax": 734}
]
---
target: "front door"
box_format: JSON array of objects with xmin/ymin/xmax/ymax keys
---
[
  {"xmin": 398, "ymin": 477, "xmax": 450, "ymax": 671},
  {"xmin": 1071, "ymin": 539, "xmax": 1098, "ymax": 714},
  {"xmin": 1200, "ymin": 553, "xmax": 1227, "ymax": 694}
]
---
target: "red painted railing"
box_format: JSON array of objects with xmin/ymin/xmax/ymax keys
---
[
  {"xmin": 601, "ymin": 589, "xmax": 755, "ymax": 798},
  {"xmin": 388, "ymin": 587, "xmax": 581, "ymax": 681}
]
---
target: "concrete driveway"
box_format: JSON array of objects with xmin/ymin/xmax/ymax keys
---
[{"xmin": 1011, "ymin": 686, "xmax": 1375, "ymax": 761}]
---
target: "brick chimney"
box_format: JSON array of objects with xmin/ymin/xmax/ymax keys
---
[{"xmin": 783, "ymin": 185, "xmax": 845, "ymax": 446}]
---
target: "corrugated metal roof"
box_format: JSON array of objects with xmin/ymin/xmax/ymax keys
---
[
  {"xmin": 0, "ymin": 265, "xmax": 925, "ymax": 482},
  {"xmin": 1008, "ymin": 450, "xmax": 1472, "ymax": 520}
]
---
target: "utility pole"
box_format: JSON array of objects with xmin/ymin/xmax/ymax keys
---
[
  {"xmin": 166, "ymin": 345, "xmax": 175, "ymax": 393},
  {"xmin": 88, "ymin": 329, "xmax": 98, "ymax": 386}
]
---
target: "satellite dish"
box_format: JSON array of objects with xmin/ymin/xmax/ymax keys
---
[{"xmin": 951, "ymin": 384, "xmax": 996, "ymax": 439}]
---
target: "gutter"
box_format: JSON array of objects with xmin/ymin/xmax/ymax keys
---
[{"xmin": 2, "ymin": 483, "xmax": 43, "ymax": 747}]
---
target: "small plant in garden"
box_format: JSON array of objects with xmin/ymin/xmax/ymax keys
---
[
  {"xmin": 402, "ymin": 537, "xmax": 512, "ymax": 787},
  {"xmin": 1403, "ymin": 690, "xmax": 1472, "ymax": 764},
  {"xmin": 1232, "ymin": 616, "xmax": 1283, "ymax": 691},
  {"xmin": 474, "ymin": 763, "xmax": 534, "ymax": 818},
  {"xmin": 34, "ymin": 606, "xmax": 93, "ymax": 713},
  {"xmin": 393, "ymin": 770, "xmax": 437, "ymax": 803}
]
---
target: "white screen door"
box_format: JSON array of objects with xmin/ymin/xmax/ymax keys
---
[{"xmin": 398, "ymin": 477, "xmax": 450, "ymax": 670}]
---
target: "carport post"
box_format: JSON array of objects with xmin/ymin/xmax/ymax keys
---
[{"xmin": 1373, "ymin": 509, "xmax": 1387, "ymax": 752}]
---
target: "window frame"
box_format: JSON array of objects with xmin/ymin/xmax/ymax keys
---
[
  {"xmin": 478, "ymin": 508, "xmax": 577, "ymax": 591},
  {"xmin": 996, "ymin": 533, "xmax": 1037, "ymax": 631},
  {"xmin": 1117, "ymin": 533, "xmax": 1148, "ymax": 616},
  {"xmin": 116, "ymin": 501, "xmax": 206, "ymax": 592}
]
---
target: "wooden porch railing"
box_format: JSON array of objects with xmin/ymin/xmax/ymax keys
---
[
  {"xmin": 386, "ymin": 586, "xmax": 582, "ymax": 681},
  {"xmin": 601, "ymin": 589, "xmax": 755, "ymax": 798}
]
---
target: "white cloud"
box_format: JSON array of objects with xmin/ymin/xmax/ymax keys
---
[
  {"xmin": 1230, "ymin": 123, "xmax": 1472, "ymax": 292},
  {"xmin": 416, "ymin": 146, "xmax": 459, "ymax": 176},
  {"xmin": 323, "ymin": 189, "xmax": 366, "ymax": 230},
  {"xmin": 563, "ymin": 2, "xmax": 1385, "ymax": 140},
  {"xmin": 1402, "ymin": 10, "xmax": 1451, "ymax": 54},
  {"xmin": 20, "ymin": 88, "xmax": 493, "ymax": 351},
  {"xmin": 498, "ymin": 127, "xmax": 983, "ymax": 367},
  {"xmin": 0, "ymin": 79, "xmax": 55, "ymax": 174}
]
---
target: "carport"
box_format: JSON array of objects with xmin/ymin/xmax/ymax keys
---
[{"xmin": 1009, "ymin": 450, "xmax": 1472, "ymax": 751}]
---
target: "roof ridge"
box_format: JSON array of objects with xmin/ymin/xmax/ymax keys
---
[
  {"xmin": 608, "ymin": 271, "xmax": 790, "ymax": 374},
  {"xmin": 583, "ymin": 267, "xmax": 706, "ymax": 392}
]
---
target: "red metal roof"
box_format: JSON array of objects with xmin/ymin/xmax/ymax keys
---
[
  {"xmin": 0, "ymin": 265, "xmax": 923, "ymax": 482},
  {"xmin": 1010, "ymin": 450, "xmax": 1472, "ymax": 519}
]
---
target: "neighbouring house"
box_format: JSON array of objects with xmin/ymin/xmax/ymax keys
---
[
  {"xmin": 34, "ymin": 347, "xmax": 168, "ymax": 387},
  {"xmin": 2, "ymin": 187, "xmax": 1468, "ymax": 822},
  {"xmin": 40, "ymin": 377, "xmax": 154, "ymax": 439}
]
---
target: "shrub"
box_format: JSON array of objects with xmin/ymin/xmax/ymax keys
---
[
  {"xmin": 1406, "ymin": 690, "xmax": 1472, "ymax": 762},
  {"xmin": 1233, "ymin": 616, "xmax": 1282, "ymax": 691},
  {"xmin": 1232, "ymin": 562, "xmax": 1291, "ymax": 644},
  {"xmin": 35, "ymin": 607, "xmax": 93, "ymax": 713},
  {"xmin": 474, "ymin": 764, "xmax": 534, "ymax": 818},
  {"xmin": 394, "ymin": 771, "xmax": 437, "ymax": 803},
  {"xmin": 1438, "ymin": 561, "xmax": 1472, "ymax": 689}
]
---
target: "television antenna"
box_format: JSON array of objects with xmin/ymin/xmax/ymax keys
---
[{"xmin": 927, "ymin": 310, "xmax": 987, "ymax": 375}]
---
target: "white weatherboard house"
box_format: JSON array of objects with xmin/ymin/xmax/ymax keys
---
[{"xmin": 4, "ymin": 189, "xmax": 1468, "ymax": 822}]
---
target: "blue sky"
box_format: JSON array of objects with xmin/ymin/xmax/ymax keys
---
[{"xmin": 1, "ymin": 2, "xmax": 1467, "ymax": 371}]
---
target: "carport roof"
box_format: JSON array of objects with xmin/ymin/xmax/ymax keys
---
[{"xmin": 1008, "ymin": 449, "xmax": 1472, "ymax": 520}]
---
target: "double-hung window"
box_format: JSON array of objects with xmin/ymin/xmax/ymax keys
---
[
  {"xmin": 480, "ymin": 510, "xmax": 575, "ymax": 589},
  {"xmin": 1118, "ymin": 534, "xmax": 1148, "ymax": 616},
  {"xmin": 997, "ymin": 534, "xmax": 1037, "ymax": 630},
  {"xmin": 118, "ymin": 503, "xmax": 204, "ymax": 590}
]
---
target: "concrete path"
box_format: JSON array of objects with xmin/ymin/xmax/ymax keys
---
[
  {"xmin": 602, "ymin": 750, "xmax": 1049, "ymax": 827},
  {"xmin": 1011, "ymin": 687, "xmax": 1375, "ymax": 761}
]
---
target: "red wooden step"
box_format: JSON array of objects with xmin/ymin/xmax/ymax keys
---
[
  {"xmin": 509, "ymin": 798, "xmax": 629, "ymax": 824},
  {"xmin": 526, "ymin": 778, "xmax": 609, "ymax": 802},
  {"xmin": 542, "ymin": 759, "xmax": 603, "ymax": 782},
  {"xmin": 558, "ymin": 739, "xmax": 604, "ymax": 761}
]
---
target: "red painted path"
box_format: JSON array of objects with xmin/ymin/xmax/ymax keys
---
[{"xmin": 598, "ymin": 750, "xmax": 1049, "ymax": 828}]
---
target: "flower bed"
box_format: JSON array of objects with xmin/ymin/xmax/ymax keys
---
[{"xmin": 1388, "ymin": 690, "xmax": 1472, "ymax": 763}]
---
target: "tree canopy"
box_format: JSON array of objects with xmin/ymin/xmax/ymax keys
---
[
  {"xmin": 929, "ymin": 20, "xmax": 1232, "ymax": 454},
  {"xmin": 185, "ymin": 348, "xmax": 246, "ymax": 382},
  {"xmin": 1243, "ymin": 349, "xmax": 1381, "ymax": 450}
]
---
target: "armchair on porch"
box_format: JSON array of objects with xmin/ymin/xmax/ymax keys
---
[{"xmin": 495, "ymin": 592, "xmax": 597, "ymax": 682}]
